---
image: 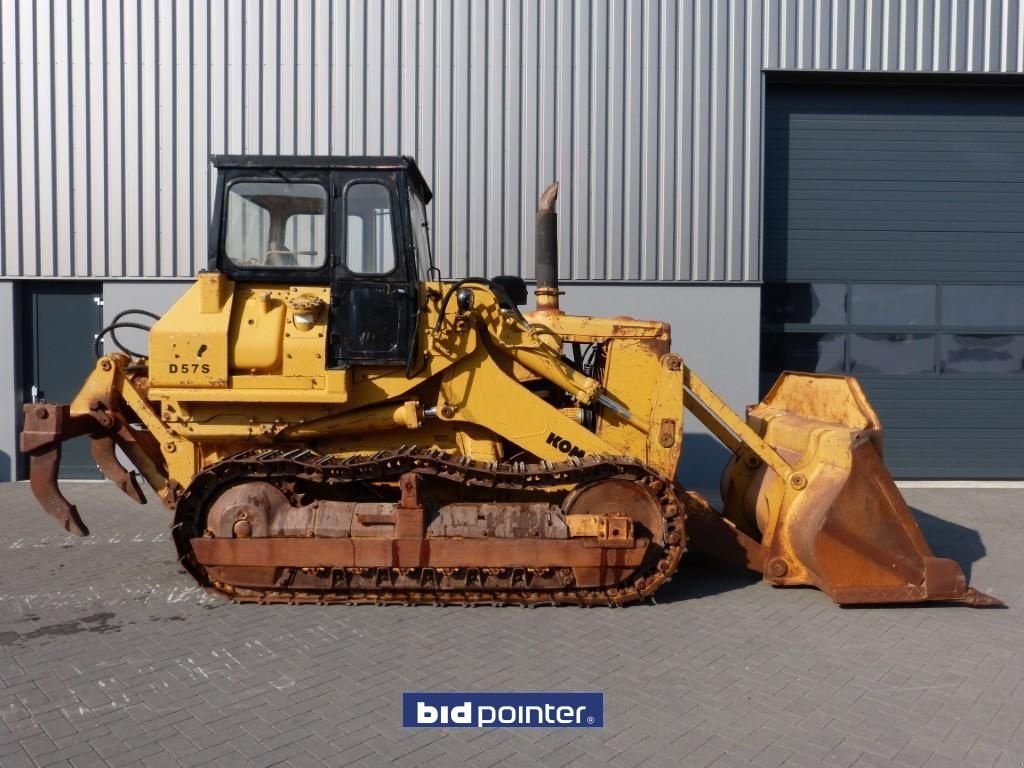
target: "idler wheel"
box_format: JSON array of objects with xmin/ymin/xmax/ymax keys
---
[
  {"xmin": 561, "ymin": 478, "xmax": 667, "ymax": 589},
  {"xmin": 562, "ymin": 478, "xmax": 666, "ymax": 544},
  {"xmin": 205, "ymin": 482, "xmax": 291, "ymax": 538}
]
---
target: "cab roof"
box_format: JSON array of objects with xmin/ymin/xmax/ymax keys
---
[{"xmin": 210, "ymin": 154, "xmax": 433, "ymax": 203}]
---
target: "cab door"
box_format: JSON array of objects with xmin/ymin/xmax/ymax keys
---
[{"xmin": 328, "ymin": 175, "xmax": 416, "ymax": 368}]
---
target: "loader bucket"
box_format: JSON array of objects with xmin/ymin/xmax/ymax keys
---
[{"xmin": 718, "ymin": 373, "xmax": 1001, "ymax": 606}]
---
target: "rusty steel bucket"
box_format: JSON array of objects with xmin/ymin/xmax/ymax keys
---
[{"xmin": 712, "ymin": 373, "xmax": 1001, "ymax": 606}]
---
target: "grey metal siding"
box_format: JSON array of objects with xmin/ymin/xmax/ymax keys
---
[{"xmin": 2, "ymin": 2, "xmax": 1024, "ymax": 282}]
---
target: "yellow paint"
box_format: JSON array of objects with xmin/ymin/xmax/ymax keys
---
[
  {"xmin": 282, "ymin": 286, "xmax": 332, "ymax": 376},
  {"xmin": 644, "ymin": 354, "xmax": 685, "ymax": 477},
  {"xmin": 197, "ymin": 270, "xmax": 232, "ymax": 314},
  {"xmin": 279, "ymin": 400, "xmax": 423, "ymax": 441},
  {"xmin": 595, "ymin": 335, "xmax": 669, "ymax": 462},
  {"xmin": 230, "ymin": 288, "xmax": 287, "ymax": 370},
  {"xmin": 69, "ymin": 275, "xmax": 695, "ymax": 500},
  {"xmin": 149, "ymin": 275, "xmax": 233, "ymax": 387},
  {"xmin": 63, "ymin": 269, "xmax": 851, "ymax": 521},
  {"xmin": 435, "ymin": 343, "xmax": 615, "ymax": 461}
]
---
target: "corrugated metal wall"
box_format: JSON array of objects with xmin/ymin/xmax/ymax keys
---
[{"xmin": 2, "ymin": 1, "xmax": 1023, "ymax": 281}]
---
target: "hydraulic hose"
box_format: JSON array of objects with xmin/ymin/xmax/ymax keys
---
[{"xmin": 94, "ymin": 309, "xmax": 162, "ymax": 359}]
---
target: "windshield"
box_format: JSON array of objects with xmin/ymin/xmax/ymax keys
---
[{"xmin": 224, "ymin": 181, "xmax": 327, "ymax": 268}]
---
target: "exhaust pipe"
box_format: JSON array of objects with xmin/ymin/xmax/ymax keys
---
[{"xmin": 535, "ymin": 182, "xmax": 561, "ymax": 313}]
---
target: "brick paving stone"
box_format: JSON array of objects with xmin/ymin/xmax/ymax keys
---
[
  {"xmin": 994, "ymin": 754, "xmax": 1023, "ymax": 768},
  {"xmin": 326, "ymin": 740, "xmax": 377, "ymax": 766},
  {"xmin": 202, "ymin": 745, "xmax": 264, "ymax": 768},
  {"xmin": 755, "ymin": 743, "xmax": 794, "ymax": 767},
  {"xmin": 279, "ymin": 753, "xmax": 328, "ymax": 768},
  {"xmin": 140, "ymin": 753, "xmax": 186, "ymax": 768},
  {"xmin": 205, "ymin": 752, "xmax": 252, "ymax": 768},
  {"xmin": 964, "ymin": 739, "xmax": 1004, "ymax": 767},
  {"xmin": 467, "ymin": 741, "xmax": 525, "ymax": 768},
  {"xmin": 0, "ymin": 483, "xmax": 1021, "ymax": 767},
  {"xmin": 36, "ymin": 743, "xmax": 100, "ymax": 768},
  {"xmin": 70, "ymin": 752, "xmax": 114, "ymax": 768},
  {"xmin": 0, "ymin": 747, "xmax": 35, "ymax": 768},
  {"xmin": 894, "ymin": 739, "xmax": 934, "ymax": 768},
  {"xmin": 105, "ymin": 744, "xmax": 167, "ymax": 767},
  {"xmin": 920, "ymin": 755, "xmax": 961, "ymax": 768}
]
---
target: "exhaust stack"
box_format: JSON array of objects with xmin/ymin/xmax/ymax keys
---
[{"xmin": 535, "ymin": 182, "xmax": 561, "ymax": 313}]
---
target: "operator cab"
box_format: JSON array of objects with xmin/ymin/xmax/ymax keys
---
[{"xmin": 209, "ymin": 155, "xmax": 434, "ymax": 368}]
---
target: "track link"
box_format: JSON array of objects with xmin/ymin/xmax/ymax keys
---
[{"xmin": 172, "ymin": 447, "xmax": 688, "ymax": 606}]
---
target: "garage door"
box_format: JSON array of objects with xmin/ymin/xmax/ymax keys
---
[{"xmin": 762, "ymin": 81, "xmax": 1024, "ymax": 478}]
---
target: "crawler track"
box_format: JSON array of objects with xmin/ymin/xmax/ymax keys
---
[{"xmin": 172, "ymin": 447, "xmax": 688, "ymax": 606}]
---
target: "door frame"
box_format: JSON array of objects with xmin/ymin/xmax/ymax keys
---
[{"xmin": 18, "ymin": 280, "xmax": 104, "ymax": 480}]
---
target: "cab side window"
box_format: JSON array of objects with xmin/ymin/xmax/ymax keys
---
[{"xmin": 345, "ymin": 183, "xmax": 396, "ymax": 274}]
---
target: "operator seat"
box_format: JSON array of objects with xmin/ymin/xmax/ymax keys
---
[{"xmin": 264, "ymin": 247, "xmax": 298, "ymax": 267}]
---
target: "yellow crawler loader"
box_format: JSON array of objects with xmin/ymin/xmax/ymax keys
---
[{"xmin": 20, "ymin": 155, "xmax": 999, "ymax": 606}]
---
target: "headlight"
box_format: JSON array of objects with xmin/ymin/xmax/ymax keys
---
[
  {"xmin": 292, "ymin": 312, "xmax": 317, "ymax": 331},
  {"xmin": 456, "ymin": 287, "xmax": 475, "ymax": 312}
]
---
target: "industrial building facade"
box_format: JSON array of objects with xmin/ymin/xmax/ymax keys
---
[{"xmin": 2, "ymin": 1, "xmax": 1023, "ymax": 483}]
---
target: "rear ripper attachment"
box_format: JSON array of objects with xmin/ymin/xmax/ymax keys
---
[
  {"xmin": 172, "ymin": 448, "xmax": 687, "ymax": 606},
  {"xmin": 21, "ymin": 398, "xmax": 155, "ymax": 537}
]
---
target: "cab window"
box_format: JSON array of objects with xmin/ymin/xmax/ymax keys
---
[
  {"xmin": 224, "ymin": 181, "xmax": 327, "ymax": 269},
  {"xmin": 345, "ymin": 182, "xmax": 397, "ymax": 274}
]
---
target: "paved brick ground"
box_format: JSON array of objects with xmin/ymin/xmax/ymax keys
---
[{"xmin": 0, "ymin": 481, "xmax": 1021, "ymax": 768}]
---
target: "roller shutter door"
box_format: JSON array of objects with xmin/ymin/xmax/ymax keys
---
[{"xmin": 762, "ymin": 81, "xmax": 1024, "ymax": 478}]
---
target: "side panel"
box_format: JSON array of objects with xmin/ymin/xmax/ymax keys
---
[
  {"xmin": 561, "ymin": 284, "xmax": 761, "ymax": 489},
  {"xmin": 149, "ymin": 275, "xmax": 233, "ymax": 387}
]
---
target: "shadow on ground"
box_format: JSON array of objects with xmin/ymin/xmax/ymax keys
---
[
  {"xmin": 911, "ymin": 506, "xmax": 987, "ymax": 581},
  {"xmin": 650, "ymin": 505, "xmax": 989, "ymax": 605},
  {"xmin": 654, "ymin": 554, "xmax": 762, "ymax": 603}
]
